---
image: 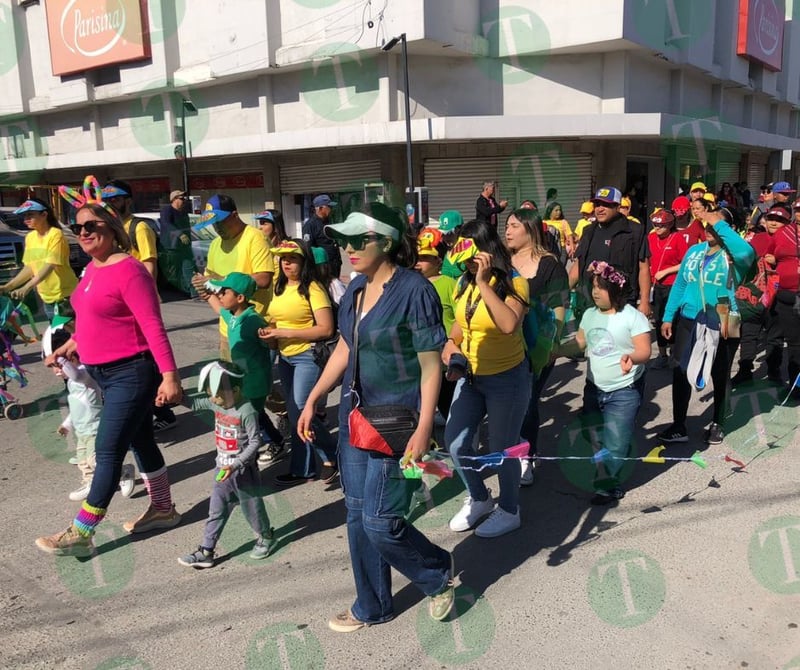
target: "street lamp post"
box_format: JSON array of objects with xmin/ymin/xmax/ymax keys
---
[
  {"xmin": 382, "ymin": 34, "xmax": 414, "ymax": 220},
  {"xmin": 180, "ymin": 97, "xmax": 197, "ymax": 196}
]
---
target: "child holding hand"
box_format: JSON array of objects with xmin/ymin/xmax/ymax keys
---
[
  {"xmin": 559, "ymin": 261, "xmax": 651, "ymax": 504},
  {"xmin": 178, "ymin": 361, "xmax": 274, "ymax": 568},
  {"xmin": 43, "ymin": 322, "xmax": 135, "ymax": 502}
]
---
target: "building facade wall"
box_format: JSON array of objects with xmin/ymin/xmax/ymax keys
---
[{"xmin": 0, "ymin": 0, "xmax": 798, "ymax": 221}]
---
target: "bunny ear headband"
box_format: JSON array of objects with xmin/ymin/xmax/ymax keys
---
[
  {"xmin": 58, "ymin": 175, "xmax": 115, "ymax": 214},
  {"xmin": 198, "ymin": 361, "xmax": 245, "ymax": 395}
]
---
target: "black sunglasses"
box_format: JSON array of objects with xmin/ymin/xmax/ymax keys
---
[
  {"xmin": 70, "ymin": 220, "xmax": 105, "ymax": 235},
  {"xmin": 336, "ymin": 234, "xmax": 380, "ymax": 251}
]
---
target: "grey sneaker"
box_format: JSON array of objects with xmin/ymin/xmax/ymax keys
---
[
  {"xmin": 258, "ymin": 442, "xmax": 285, "ymax": 463},
  {"xmin": 250, "ymin": 532, "xmax": 276, "ymax": 560},
  {"xmin": 178, "ymin": 547, "xmax": 214, "ymax": 568},
  {"xmin": 520, "ymin": 459, "xmax": 535, "ymax": 487}
]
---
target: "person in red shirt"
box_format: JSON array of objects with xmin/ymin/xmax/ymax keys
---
[
  {"xmin": 648, "ymin": 209, "xmax": 688, "ymax": 367},
  {"xmin": 731, "ymin": 217, "xmax": 773, "ymax": 386},
  {"xmin": 672, "ymin": 196, "xmax": 704, "ymax": 247},
  {"xmin": 763, "ymin": 205, "xmax": 800, "ymax": 386}
]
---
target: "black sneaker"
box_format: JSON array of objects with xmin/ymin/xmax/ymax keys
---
[
  {"xmin": 274, "ymin": 473, "xmax": 315, "ymax": 487},
  {"xmin": 320, "ymin": 464, "xmax": 339, "ymax": 485},
  {"xmin": 731, "ymin": 370, "xmax": 753, "ymax": 387},
  {"xmin": 153, "ymin": 417, "xmax": 177, "ymax": 433},
  {"xmin": 591, "ymin": 488, "xmax": 625, "ymax": 506},
  {"xmin": 656, "ymin": 425, "xmax": 688, "ymax": 443},
  {"xmin": 705, "ymin": 423, "xmax": 724, "ymax": 445}
]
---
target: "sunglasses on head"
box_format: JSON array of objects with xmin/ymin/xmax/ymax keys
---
[
  {"xmin": 70, "ymin": 220, "xmax": 105, "ymax": 235},
  {"xmin": 337, "ymin": 234, "xmax": 380, "ymax": 251}
]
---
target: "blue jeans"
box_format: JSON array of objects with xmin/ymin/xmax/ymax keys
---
[
  {"xmin": 84, "ymin": 355, "xmax": 166, "ymax": 509},
  {"xmin": 42, "ymin": 297, "xmax": 74, "ymax": 323},
  {"xmin": 582, "ymin": 375, "xmax": 646, "ymax": 485},
  {"xmin": 445, "ymin": 360, "xmax": 532, "ymax": 514},
  {"xmin": 339, "ymin": 423, "xmax": 451, "ymax": 624},
  {"xmin": 278, "ymin": 350, "xmax": 337, "ymax": 477},
  {"xmin": 520, "ymin": 361, "xmax": 554, "ymax": 456}
]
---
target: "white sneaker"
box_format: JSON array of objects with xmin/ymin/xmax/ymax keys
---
[
  {"xmin": 475, "ymin": 506, "xmax": 521, "ymax": 538},
  {"xmin": 520, "ymin": 459, "xmax": 535, "ymax": 487},
  {"xmin": 449, "ymin": 490, "xmax": 494, "ymax": 532},
  {"xmin": 68, "ymin": 482, "xmax": 91, "ymax": 502},
  {"xmin": 119, "ymin": 464, "xmax": 135, "ymax": 498}
]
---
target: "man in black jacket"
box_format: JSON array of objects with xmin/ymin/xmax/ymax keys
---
[
  {"xmin": 569, "ymin": 186, "xmax": 651, "ymax": 318},
  {"xmin": 475, "ymin": 181, "xmax": 508, "ymax": 229},
  {"xmin": 303, "ymin": 194, "xmax": 342, "ymax": 277}
]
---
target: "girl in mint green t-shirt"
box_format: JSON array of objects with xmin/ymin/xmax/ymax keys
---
[{"xmin": 559, "ymin": 261, "xmax": 651, "ymax": 505}]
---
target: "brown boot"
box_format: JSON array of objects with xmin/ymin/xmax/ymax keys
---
[{"xmin": 35, "ymin": 526, "xmax": 94, "ymax": 557}]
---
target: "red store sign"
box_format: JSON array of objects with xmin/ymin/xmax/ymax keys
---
[
  {"xmin": 189, "ymin": 174, "xmax": 265, "ymax": 191},
  {"xmin": 45, "ymin": 0, "xmax": 152, "ymax": 76},
  {"xmin": 737, "ymin": 0, "xmax": 785, "ymax": 72}
]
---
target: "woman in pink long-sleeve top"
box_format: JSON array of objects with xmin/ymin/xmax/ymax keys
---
[{"xmin": 36, "ymin": 199, "xmax": 184, "ymax": 557}]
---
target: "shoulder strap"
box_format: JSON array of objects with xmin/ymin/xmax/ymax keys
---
[
  {"xmin": 348, "ymin": 288, "xmax": 366, "ymax": 400},
  {"xmin": 127, "ymin": 217, "xmax": 142, "ymax": 252}
]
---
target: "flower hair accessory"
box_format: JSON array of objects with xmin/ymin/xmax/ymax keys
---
[
  {"xmin": 588, "ymin": 260, "xmax": 626, "ymax": 287},
  {"xmin": 58, "ymin": 175, "xmax": 114, "ymax": 214}
]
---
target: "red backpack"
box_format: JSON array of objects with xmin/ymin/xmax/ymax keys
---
[{"xmin": 734, "ymin": 257, "xmax": 779, "ymax": 318}]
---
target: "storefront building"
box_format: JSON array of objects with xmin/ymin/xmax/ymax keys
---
[{"xmin": 1, "ymin": 0, "xmax": 799, "ymax": 230}]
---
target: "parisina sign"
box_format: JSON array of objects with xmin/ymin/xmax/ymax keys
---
[
  {"xmin": 45, "ymin": 0, "xmax": 151, "ymax": 76},
  {"xmin": 737, "ymin": 0, "xmax": 786, "ymax": 72}
]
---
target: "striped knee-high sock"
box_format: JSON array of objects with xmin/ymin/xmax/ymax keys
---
[
  {"xmin": 141, "ymin": 466, "xmax": 173, "ymax": 512},
  {"xmin": 73, "ymin": 501, "xmax": 107, "ymax": 537}
]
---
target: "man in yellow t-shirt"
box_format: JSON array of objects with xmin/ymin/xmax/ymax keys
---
[
  {"xmin": 102, "ymin": 180, "xmax": 158, "ymax": 279},
  {"xmin": 192, "ymin": 194, "xmax": 274, "ymax": 356}
]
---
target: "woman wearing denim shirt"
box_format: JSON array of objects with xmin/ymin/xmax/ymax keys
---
[
  {"xmin": 442, "ymin": 220, "xmax": 532, "ymax": 539},
  {"xmin": 297, "ymin": 202, "xmax": 455, "ymax": 633}
]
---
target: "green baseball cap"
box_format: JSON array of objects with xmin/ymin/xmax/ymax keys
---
[
  {"xmin": 206, "ymin": 272, "xmax": 256, "ymax": 299},
  {"xmin": 438, "ymin": 210, "xmax": 464, "ymax": 232}
]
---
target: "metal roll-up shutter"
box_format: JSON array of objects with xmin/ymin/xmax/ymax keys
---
[
  {"xmin": 280, "ymin": 160, "xmax": 381, "ymax": 194},
  {"xmin": 424, "ymin": 151, "xmax": 593, "ymax": 235},
  {"xmin": 748, "ymin": 162, "xmax": 767, "ymax": 190},
  {"xmin": 424, "ymin": 158, "xmax": 505, "ymax": 223},
  {"xmin": 716, "ymin": 160, "xmax": 741, "ymax": 188}
]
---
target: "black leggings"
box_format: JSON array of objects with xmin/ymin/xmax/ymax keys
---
[
  {"xmin": 670, "ymin": 315, "xmax": 739, "ymax": 429},
  {"xmin": 652, "ymin": 284, "xmax": 674, "ymax": 349},
  {"xmin": 765, "ymin": 290, "xmax": 800, "ymax": 382}
]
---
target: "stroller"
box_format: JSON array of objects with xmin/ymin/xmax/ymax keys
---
[{"xmin": 0, "ymin": 296, "xmax": 39, "ymax": 420}]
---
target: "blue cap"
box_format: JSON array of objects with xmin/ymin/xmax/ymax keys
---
[
  {"xmin": 312, "ymin": 194, "xmax": 337, "ymax": 208},
  {"xmin": 591, "ymin": 187, "xmax": 623, "ymax": 206},
  {"xmin": 254, "ymin": 210, "xmax": 274, "ymax": 222},
  {"xmin": 199, "ymin": 194, "xmax": 235, "ymax": 228},
  {"xmin": 773, "ymin": 181, "xmax": 796, "ymax": 193},
  {"xmin": 101, "ymin": 185, "xmax": 130, "ymax": 198},
  {"xmin": 13, "ymin": 199, "xmax": 47, "ymax": 214}
]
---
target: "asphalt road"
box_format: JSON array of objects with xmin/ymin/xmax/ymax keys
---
[{"xmin": 2, "ymin": 294, "xmax": 799, "ymax": 670}]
